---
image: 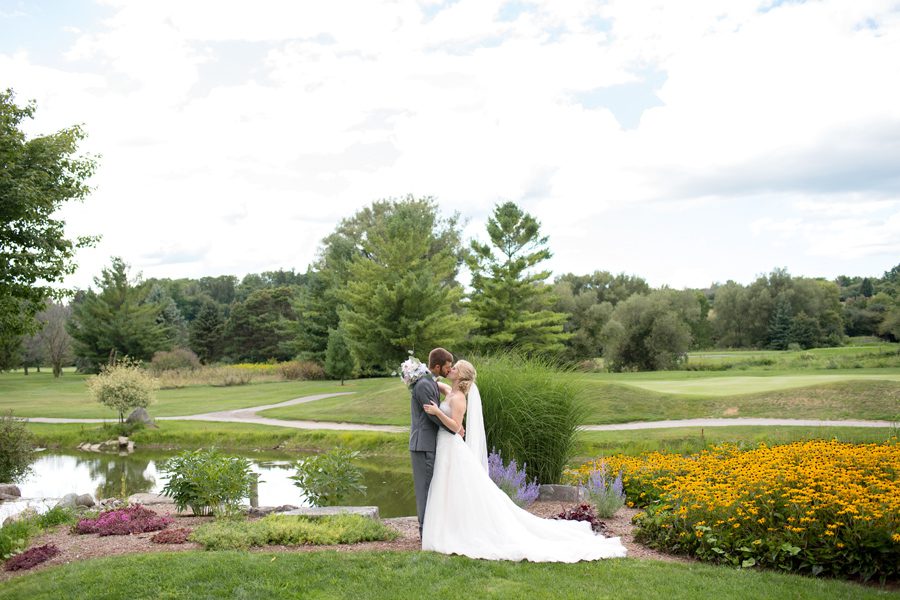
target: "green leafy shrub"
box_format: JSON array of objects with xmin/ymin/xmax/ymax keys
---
[
  {"xmin": 150, "ymin": 348, "xmax": 201, "ymax": 372},
  {"xmin": 0, "ymin": 410, "xmax": 36, "ymax": 483},
  {"xmin": 189, "ymin": 514, "xmax": 397, "ymax": 550},
  {"xmin": 289, "ymin": 448, "xmax": 366, "ymax": 507},
  {"xmin": 477, "ymin": 352, "xmax": 588, "ymax": 484},
  {"xmin": 0, "ymin": 507, "xmax": 76, "ymax": 560},
  {"xmin": 87, "ymin": 358, "xmax": 159, "ymax": 423},
  {"xmin": 159, "ymin": 448, "xmax": 257, "ymax": 516},
  {"xmin": 279, "ymin": 360, "xmax": 326, "ymax": 381}
]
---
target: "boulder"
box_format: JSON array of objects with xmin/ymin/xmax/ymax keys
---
[
  {"xmin": 0, "ymin": 484, "xmax": 21, "ymax": 498},
  {"xmin": 55, "ymin": 493, "xmax": 79, "ymax": 510},
  {"xmin": 537, "ymin": 484, "xmax": 584, "ymax": 503},
  {"xmin": 127, "ymin": 492, "xmax": 174, "ymax": 505},
  {"xmin": 0, "ymin": 493, "xmax": 21, "ymax": 501},
  {"xmin": 3, "ymin": 507, "xmax": 38, "ymax": 526},
  {"xmin": 281, "ymin": 506, "xmax": 379, "ymax": 520},
  {"xmin": 76, "ymin": 494, "xmax": 96, "ymax": 508},
  {"xmin": 247, "ymin": 504, "xmax": 299, "ymax": 518},
  {"xmin": 126, "ymin": 407, "xmax": 158, "ymax": 428}
]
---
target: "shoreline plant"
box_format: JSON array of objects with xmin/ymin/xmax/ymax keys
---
[
  {"xmin": 159, "ymin": 448, "xmax": 256, "ymax": 516},
  {"xmin": 289, "ymin": 447, "xmax": 366, "ymax": 507},
  {"xmin": 0, "ymin": 410, "xmax": 36, "ymax": 483}
]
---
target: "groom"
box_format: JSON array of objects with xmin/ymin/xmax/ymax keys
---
[{"xmin": 409, "ymin": 347, "xmax": 462, "ymax": 540}]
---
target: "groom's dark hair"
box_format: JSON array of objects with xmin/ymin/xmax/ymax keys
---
[{"xmin": 428, "ymin": 348, "xmax": 453, "ymax": 368}]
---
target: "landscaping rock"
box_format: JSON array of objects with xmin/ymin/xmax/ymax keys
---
[
  {"xmin": 0, "ymin": 484, "xmax": 21, "ymax": 497},
  {"xmin": 98, "ymin": 498, "xmax": 127, "ymax": 510},
  {"xmin": 3, "ymin": 507, "xmax": 38, "ymax": 526},
  {"xmin": 127, "ymin": 492, "xmax": 174, "ymax": 506},
  {"xmin": 0, "ymin": 493, "xmax": 21, "ymax": 501},
  {"xmin": 247, "ymin": 504, "xmax": 299, "ymax": 518},
  {"xmin": 281, "ymin": 506, "xmax": 379, "ymax": 520},
  {"xmin": 537, "ymin": 484, "xmax": 584, "ymax": 503},
  {"xmin": 126, "ymin": 407, "xmax": 158, "ymax": 428},
  {"xmin": 55, "ymin": 493, "xmax": 79, "ymax": 510},
  {"xmin": 76, "ymin": 494, "xmax": 96, "ymax": 508}
]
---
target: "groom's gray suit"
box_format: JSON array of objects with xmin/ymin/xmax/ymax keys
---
[{"xmin": 409, "ymin": 372, "xmax": 454, "ymax": 538}]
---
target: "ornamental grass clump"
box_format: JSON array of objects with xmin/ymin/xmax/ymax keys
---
[
  {"xmin": 3, "ymin": 544, "xmax": 59, "ymax": 572},
  {"xmin": 488, "ymin": 450, "xmax": 539, "ymax": 508},
  {"xmin": 565, "ymin": 440, "xmax": 900, "ymax": 582},
  {"xmin": 74, "ymin": 505, "xmax": 171, "ymax": 536},
  {"xmin": 581, "ymin": 466, "xmax": 626, "ymax": 518},
  {"xmin": 477, "ymin": 352, "xmax": 588, "ymax": 484}
]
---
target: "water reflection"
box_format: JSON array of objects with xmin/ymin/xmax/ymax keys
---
[{"xmin": 1, "ymin": 451, "xmax": 415, "ymax": 522}]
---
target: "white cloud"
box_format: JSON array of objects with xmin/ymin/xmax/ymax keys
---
[{"xmin": 3, "ymin": 0, "xmax": 899, "ymax": 291}]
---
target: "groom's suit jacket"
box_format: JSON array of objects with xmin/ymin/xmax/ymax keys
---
[{"xmin": 409, "ymin": 372, "xmax": 453, "ymax": 452}]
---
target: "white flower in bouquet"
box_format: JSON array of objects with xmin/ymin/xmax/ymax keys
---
[{"xmin": 398, "ymin": 353, "xmax": 430, "ymax": 388}]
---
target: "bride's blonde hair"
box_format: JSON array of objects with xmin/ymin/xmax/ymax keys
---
[{"xmin": 454, "ymin": 360, "xmax": 476, "ymax": 395}]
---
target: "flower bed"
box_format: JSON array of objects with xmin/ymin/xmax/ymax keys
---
[
  {"xmin": 75, "ymin": 505, "xmax": 172, "ymax": 536},
  {"xmin": 565, "ymin": 440, "xmax": 900, "ymax": 582}
]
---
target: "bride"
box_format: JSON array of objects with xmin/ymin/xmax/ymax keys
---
[{"xmin": 421, "ymin": 360, "xmax": 627, "ymax": 562}]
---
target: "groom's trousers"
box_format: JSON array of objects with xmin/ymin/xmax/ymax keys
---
[{"xmin": 410, "ymin": 450, "xmax": 436, "ymax": 538}]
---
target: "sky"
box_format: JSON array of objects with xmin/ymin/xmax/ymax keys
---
[{"xmin": 2, "ymin": 0, "xmax": 899, "ymax": 291}]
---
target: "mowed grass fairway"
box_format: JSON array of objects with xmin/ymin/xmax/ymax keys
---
[
  {"xmin": 260, "ymin": 369, "xmax": 900, "ymax": 425},
  {"xmin": 3, "ymin": 368, "xmax": 898, "ymax": 424},
  {"xmin": 0, "ymin": 372, "xmax": 397, "ymax": 419},
  {"xmin": 0, "ymin": 551, "xmax": 894, "ymax": 600}
]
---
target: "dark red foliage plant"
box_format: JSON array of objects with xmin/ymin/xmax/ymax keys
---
[
  {"xmin": 74, "ymin": 504, "xmax": 172, "ymax": 536},
  {"xmin": 150, "ymin": 528, "xmax": 192, "ymax": 544},
  {"xmin": 4, "ymin": 544, "xmax": 60, "ymax": 572},
  {"xmin": 555, "ymin": 503, "xmax": 604, "ymax": 533}
]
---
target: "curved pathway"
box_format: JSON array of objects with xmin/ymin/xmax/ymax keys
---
[{"xmin": 24, "ymin": 393, "xmax": 895, "ymax": 433}]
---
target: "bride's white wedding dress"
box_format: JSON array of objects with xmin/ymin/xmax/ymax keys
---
[{"xmin": 422, "ymin": 385, "xmax": 627, "ymax": 562}]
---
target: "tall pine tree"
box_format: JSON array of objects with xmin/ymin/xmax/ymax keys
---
[
  {"xmin": 325, "ymin": 327, "xmax": 355, "ymax": 384},
  {"xmin": 767, "ymin": 293, "xmax": 794, "ymax": 350},
  {"xmin": 189, "ymin": 301, "xmax": 225, "ymax": 363},
  {"xmin": 466, "ymin": 202, "xmax": 568, "ymax": 354},
  {"xmin": 68, "ymin": 257, "xmax": 170, "ymax": 371}
]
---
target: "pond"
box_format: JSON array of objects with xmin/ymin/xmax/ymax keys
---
[{"xmin": 1, "ymin": 450, "xmax": 416, "ymax": 523}]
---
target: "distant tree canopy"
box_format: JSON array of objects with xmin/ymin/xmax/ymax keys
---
[{"xmin": 0, "ymin": 89, "xmax": 97, "ymax": 338}]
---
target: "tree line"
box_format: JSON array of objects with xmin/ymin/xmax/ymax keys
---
[{"xmin": 4, "ymin": 196, "xmax": 898, "ymax": 376}]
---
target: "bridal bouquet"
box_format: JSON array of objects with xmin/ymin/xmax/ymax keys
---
[{"xmin": 397, "ymin": 354, "xmax": 430, "ymax": 388}]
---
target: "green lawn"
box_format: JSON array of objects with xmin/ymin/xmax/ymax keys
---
[
  {"xmin": 4, "ymin": 368, "xmax": 899, "ymax": 426},
  {"xmin": 0, "ymin": 372, "xmax": 394, "ymax": 418},
  {"xmin": 572, "ymin": 426, "xmax": 899, "ymax": 461},
  {"xmin": 1, "ymin": 550, "xmax": 894, "ymax": 600},
  {"xmin": 261, "ymin": 373, "xmax": 900, "ymax": 426}
]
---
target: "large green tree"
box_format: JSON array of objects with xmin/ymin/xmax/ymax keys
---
[
  {"xmin": 68, "ymin": 257, "xmax": 171, "ymax": 371},
  {"xmin": 223, "ymin": 287, "xmax": 297, "ymax": 362},
  {"xmin": 324, "ymin": 327, "xmax": 355, "ymax": 384},
  {"xmin": 189, "ymin": 300, "xmax": 225, "ymax": 363},
  {"xmin": 600, "ymin": 290, "xmax": 698, "ymax": 371},
  {"xmin": 0, "ymin": 89, "xmax": 98, "ymax": 337},
  {"xmin": 466, "ymin": 202, "xmax": 569, "ymax": 354},
  {"xmin": 338, "ymin": 197, "xmax": 470, "ymax": 372}
]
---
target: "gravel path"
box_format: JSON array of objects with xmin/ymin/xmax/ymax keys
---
[{"xmin": 23, "ymin": 393, "xmax": 896, "ymax": 432}]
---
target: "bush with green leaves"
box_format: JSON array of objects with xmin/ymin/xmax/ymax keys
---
[
  {"xmin": 189, "ymin": 514, "xmax": 397, "ymax": 550},
  {"xmin": 149, "ymin": 347, "xmax": 201, "ymax": 372},
  {"xmin": 159, "ymin": 448, "xmax": 257, "ymax": 516},
  {"xmin": 289, "ymin": 447, "xmax": 366, "ymax": 507},
  {"xmin": 477, "ymin": 352, "xmax": 588, "ymax": 484},
  {"xmin": 87, "ymin": 357, "xmax": 159, "ymax": 423},
  {"xmin": 0, "ymin": 411, "xmax": 36, "ymax": 483}
]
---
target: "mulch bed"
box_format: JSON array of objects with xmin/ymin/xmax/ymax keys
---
[{"xmin": 0, "ymin": 500, "xmax": 685, "ymax": 582}]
